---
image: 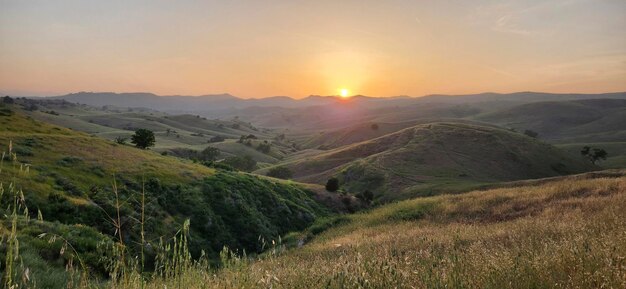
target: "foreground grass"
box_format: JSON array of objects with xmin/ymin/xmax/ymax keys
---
[{"xmin": 99, "ymin": 174, "xmax": 625, "ymax": 289}]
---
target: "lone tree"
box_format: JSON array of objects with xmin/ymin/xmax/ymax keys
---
[
  {"xmin": 370, "ymin": 123, "xmax": 379, "ymax": 130},
  {"xmin": 131, "ymin": 129, "xmax": 155, "ymax": 149},
  {"xmin": 325, "ymin": 177, "xmax": 340, "ymax": 192},
  {"xmin": 267, "ymin": 166, "xmax": 293, "ymax": 179},
  {"xmin": 581, "ymin": 146, "xmax": 607, "ymax": 164}
]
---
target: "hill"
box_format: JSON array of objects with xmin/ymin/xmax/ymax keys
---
[
  {"xmin": 274, "ymin": 122, "xmax": 595, "ymax": 201},
  {"xmin": 0, "ymin": 103, "xmax": 331, "ymax": 285},
  {"xmin": 43, "ymin": 170, "xmax": 626, "ymax": 288},
  {"xmin": 475, "ymin": 99, "xmax": 626, "ymax": 143},
  {"xmin": 15, "ymin": 98, "xmax": 298, "ymax": 164}
]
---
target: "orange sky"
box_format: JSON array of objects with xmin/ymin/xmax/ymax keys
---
[{"xmin": 1, "ymin": 0, "xmax": 625, "ymax": 98}]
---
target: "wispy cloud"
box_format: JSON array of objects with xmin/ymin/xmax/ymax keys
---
[{"xmin": 469, "ymin": 0, "xmax": 592, "ymax": 36}]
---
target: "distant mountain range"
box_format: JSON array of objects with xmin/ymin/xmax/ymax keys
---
[{"xmin": 35, "ymin": 91, "xmax": 626, "ymax": 114}]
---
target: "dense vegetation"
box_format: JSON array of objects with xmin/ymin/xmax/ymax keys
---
[{"xmin": 0, "ymin": 104, "xmax": 328, "ymax": 285}]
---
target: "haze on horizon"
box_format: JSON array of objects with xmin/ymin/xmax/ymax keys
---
[{"xmin": 1, "ymin": 0, "xmax": 625, "ymax": 99}]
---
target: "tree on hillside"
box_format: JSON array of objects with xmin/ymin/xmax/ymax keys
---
[
  {"xmin": 370, "ymin": 123, "xmax": 379, "ymax": 130},
  {"xmin": 131, "ymin": 129, "xmax": 155, "ymax": 149},
  {"xmin": 325, "ymin": 177, "xmax": 340, "ymax": 192},
  {"xmin": 200, "ymin": 146, "xmax": 220, "ymax": 161},
  {"xmin": 3, "ymin": 96, "xmax": 14, "ymax": 104},
  {"xmin": 267, "ymin": 166, "xmax": 293, "ymax": 179},
  {"xmin": 524, "ymin": 129, "xmax": 539, "ymax": 138},
  {"xmin": 581, "ymin": 146, "xmax": 607, "ymax": 164}
]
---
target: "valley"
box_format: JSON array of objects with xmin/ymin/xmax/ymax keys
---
[{"xmin": 1, "ymin": 91, "xmax": 625, "ymax": 288}]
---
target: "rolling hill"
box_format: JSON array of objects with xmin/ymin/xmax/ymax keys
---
[
  {"xmin": 177, "ymin": 171, "xmax": 625, "ymax": 289},
  {"xmin": 16, "ymin": 98, "xmax": 298, "ymax": 164},
  {"xmin": 0, "ymin": 102, "xmax": 334, "ymax": 285},
  {"xmin": 272, "ymin": 122, "xmax": 596, "ymax": 201},
  {"xmin": 475, "ymin": 99, "xmax": 626, "ymax": 143}
]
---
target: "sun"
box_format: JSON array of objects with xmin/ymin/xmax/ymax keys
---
[{"xmin": 339, "ymin": 88, "xmax": 350, "ymax": 98}]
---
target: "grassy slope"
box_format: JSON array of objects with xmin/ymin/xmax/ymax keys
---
[
  {"xmin": 277, "ymin": 122, "xmax": 595, "ymax": 201},
  {"xmin": 21, "ymin": 99, "xmax": 293, "ymax": 163},
  {"xmin": 474, "ymin": 99, "xmax": 626, "ymax": 143},
  {"xmin": 111, "ymin": 171, "xmax": 626, "ymax": 289},
  {"xmin": 0, "ymin": 104, "xmax": 329, "ymax": 282}
]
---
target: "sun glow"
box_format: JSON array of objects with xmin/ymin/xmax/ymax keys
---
[{"xmin": 339, "ymin": 88, "xmax": 350, "ymax": 98}]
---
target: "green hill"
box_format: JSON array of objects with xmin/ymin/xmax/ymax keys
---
[
  {"xmin": 0, "ymin": 103, "xmax": 329, "ymax": 284},
  {"xmin": 186, "ymin": 171, "xmax": 625, "ymax": 289},
  {"xmin": 278, "ymin": 122, "xmax": 595, "ymax": 201}
]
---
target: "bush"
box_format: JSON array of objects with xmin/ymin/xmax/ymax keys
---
[
  {"xmin": 199, "ymin": 146, "xmax": 220, "ymax": 161},
  {"xmin": 57, "ymin": 156, "xmax": 83, "ymax": 166},
  {"xmin": 355, "ymin": 190, "xmax": 374, "ymax": 203},
  {"xmin": 325, "ymin": 177, "xmax": 340, "ymax": 192},
  {"xmin": 257, "ymin": 142, "xmax": 271, "ymax": 154},
  {"xmin": 208, "ymin": 135, "xmax": 225, "ymax": 143},
  {"xmin": 222, "ymin": 155, "xmax": 257, "ymax": 172},
  {"xmin": 267, "ymin": 166, "xmax": 293, "ymax": 179}
]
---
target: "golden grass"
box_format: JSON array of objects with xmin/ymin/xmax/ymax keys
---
[{"xmin": 96, "ymin": 175, "xmax": 626, "ymax": 289}]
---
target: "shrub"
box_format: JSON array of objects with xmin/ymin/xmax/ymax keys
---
[
  {"xmin": 325, "ymin": 177, "xmax": 340, "ymax": 192},
  {"xmin": 222, "ymin": 155, "xmax": 257, "ymax": 172},
  {"xmin": 199, "ymin": 146, "xmax": 220, "ymax": 161},
  {"xmin": 355, "ymin": 190, "xmax": 374, "ymax": 203},
  {"xmin": 256, "ymin": 142, "xmax": 271, "ymax": 154},
  {"xmin": 208, "ymin": 135, "xmax": 225, "ymax": 143},
  {"xmin": 57, "ymin": 156, "xmax": 83, "ymax": 166},
  {"xmin": 267, "ymin": 166, "xmax": 293, "ymax": 179},
  {"xmin": 3, "ymin": 95, "xmax": 14, "ymax": 104}
]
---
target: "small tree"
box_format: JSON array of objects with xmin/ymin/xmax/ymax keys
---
[
  {"xmin": 131, "ymin": 129, "xmax": 155, "ymax": 149},
  {"xmin": 581, "ymin": 146, "xmax": 608, "ymax": 164},
  {"xmin": 524, "ymin": 129, "xmax": 538, "ymax": 138},
  {"xmin": 325, "ymin": 177, "xmax": 340, "ymax": 192},
  {"xmin": 370, "ymin": 123, "xmax": 379, "ymax": 130},
  {"xmin": 199, "ymin": 146, "xmax": 220, "ymax": 161},
  {"xmin": 267, "ymin": 166, "xmax": 293, "ymax": 179}
]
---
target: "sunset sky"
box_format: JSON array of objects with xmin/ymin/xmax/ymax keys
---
[{"xmin": 1, "ymin": 0, "xmax": 625, "ymax": 98}]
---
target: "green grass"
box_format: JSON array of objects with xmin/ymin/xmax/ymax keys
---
[
  {"xmin": 20, "ymin": 99, "xmax": 293, "ymax": 164},
  {"xmin": 275, "ymin": 122, "xmax": 595, "ymax": 202},
  {"xmin": 558, "ymin": 142, "xmax": 626, "ymax": 169},
  {"xmin": 0, "ymin": 104, "xmax": 330, "ymax": 284},
  {"xmin": 5, "ymin": 170, "xmax": 618, "ymax": 289}
]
